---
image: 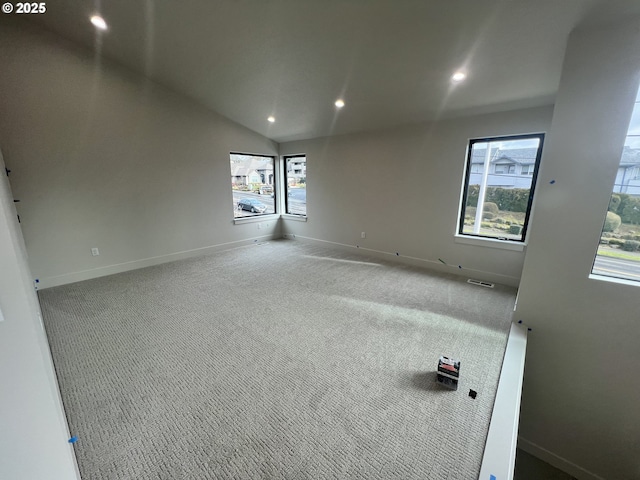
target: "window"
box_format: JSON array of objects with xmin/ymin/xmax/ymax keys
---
[
  {"xmin": 471, "ymin": 163, "xmax": 484, "ymax": 174},
  {"xmin": 284, "ymin": 155, "xmax": 307, "ymax": 216},
  {"xmin": 495, "ymin": 164, "xmax": 516, "ymax": 175},
  {"xmin": 230, "ymin": 153, "xmax": 276, "ymax": 218},
  {"xmin": 521, "ymin": 164, "xmax": 534, "ymax": 175},
  {"xmin": 592, "ymin": 85, "xmax": 640, "ymax": 282},
  {"xmin": 458, "ymin": 133, "xmax": 544, "ymax": 242}
]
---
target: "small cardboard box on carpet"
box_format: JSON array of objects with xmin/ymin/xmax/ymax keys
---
[{"xmin": 437, "ymin": 356, "xmax": 460, "ymax": 390}]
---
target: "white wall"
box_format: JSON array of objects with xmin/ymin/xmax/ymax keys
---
[
  {"xmin": 280, "ymin": 106, "xmax": 553, "ymax": 286},
  {"xmin": 515, "ymin": 18, "xmax": 640, "ymax": 480},
  {"xmin": 0, "ymin": 150, "xmax": 80, "ymax": 479},
  {"xmin": 0, "ymin": 22, "xmax": 280, "ymax": 288}
]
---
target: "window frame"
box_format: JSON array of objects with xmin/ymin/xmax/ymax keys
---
[
  {"xmin": 590, "ymin": 87, "xmax": 640, "ymax": 284},
  {"xmin": 283, "ymin": 154, "xmax": 307, "ymax": 217},
  {"xmin": 230, "ymin": 152, "xmax": 278, "ymax": 222},
  {"xmin": 457, "ymin": 133, "xmax": 545, "ymax": 244}
]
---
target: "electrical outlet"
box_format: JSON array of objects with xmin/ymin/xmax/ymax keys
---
[
  {"xmin": 361, "ymin": 232, "xmax": 366, "ymax": 238},
  {"xmin": 91, "ymin": 247, "xmax": 100, "ymax": 256},
  {"xmin": 258, "ymin": 223, "xmax": 262, "ymax": 229}
]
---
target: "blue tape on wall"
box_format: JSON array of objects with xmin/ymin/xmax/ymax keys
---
[{"xmin": 490, "ymin": 475, "xmax": 496, "ymax": 480}]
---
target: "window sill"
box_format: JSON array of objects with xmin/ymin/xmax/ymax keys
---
[
  {"xmin": 588, "ymin": 274, "xmax": 639, "ymax": 288},
  {"xmin": 454, "ymin": 234, "xmax": 526, "ymax": 252},
  {"xmin": 281, "ymin": 214, "xmax": 307, "ymax": 222},
  {"xmin": 233, "ymin": 214, "xmax": 279, "ymax": 225}
]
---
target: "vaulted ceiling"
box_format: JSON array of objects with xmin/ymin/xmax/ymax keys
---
[{"xmin": 24, "ymin": 0, "xmax": 640, "ymax": 142}]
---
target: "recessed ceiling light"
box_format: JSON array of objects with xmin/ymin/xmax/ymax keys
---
[
  {"xmin": 267, "ymin": 116, "xmax": 275, "ymax": 123},
  {"xmin": 90, "ymin": 15, "xmax": 108, "ymax": 31},
  {"xmin": 451, "ymin": 71, "xmax": 466, "ymax": 83},
  {"xmin": 335, "ymin": 99, "xmax": 345, "ymax": 108}
]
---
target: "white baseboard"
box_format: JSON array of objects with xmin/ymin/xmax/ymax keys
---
[
  {"xmin": 36, "ymin": 234, "xmax": 279, "ymax": 289},
  {"xmin": 281, "ymin": 234, "xmax": 520, "ymax": 287},
  {"xmin": 517, "ymin": 437, "xmax": 606, "ymax": 480}
]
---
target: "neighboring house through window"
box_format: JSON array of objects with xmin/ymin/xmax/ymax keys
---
[{"xmin": 613, "ymin": 147, "xmax": 640, "ymax": 194}]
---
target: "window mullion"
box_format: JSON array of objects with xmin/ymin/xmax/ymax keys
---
[{"xmin": 474, "ymin": 143, "xmax": 494, "ymax": 234}]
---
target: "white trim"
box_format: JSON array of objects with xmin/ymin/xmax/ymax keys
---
[
  {"xmin": 233, "ymin": 213, "xmax": 279, "ymax": 225},
  {"xmin": 455, "ymin": 234, "xmax": 526, "ymax": 252},
  {"xmin": 517, "ymin": 437, "xmax": 606, "ymax": 480},
  {"xmin": 478, "ymin": 322, "xmax": 528, "ymax": 480},
  {"xmin": 282, "ymin": 235, "xmax": 520, "ymax": 287},
  {"xmin": 0, "ymin": 148, "xmax": 81, "ymax": 479},
  {"xmin": 38, "ymin": 306, "xmax": 83, "ymax": 479},
  {"xmin": 588, "ymin": 273, "xmax": 640, "ymax": 288},
  {"xmin": 36, "ymin": 235, "xmax": 279, "ymax": 289},
  {"xmin": 235, "ymin": 213, "xmax": 307, "ymax": 225},
  {"xmin": 281, "ymin": 214, "xmax": 307, "ymax": 222},
  {"xmin": 276, "ymin": 155, "xmax": 286, "ymax": 214}
]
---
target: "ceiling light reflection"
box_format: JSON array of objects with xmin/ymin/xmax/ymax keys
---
[{"xmin": 90, "ymin": 15, "xmax": 108, "ymax": 31}]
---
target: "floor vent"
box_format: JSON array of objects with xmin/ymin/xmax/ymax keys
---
[{"xmin": 467, "ymin": 279, "xmax": 495, "ymax": 288}]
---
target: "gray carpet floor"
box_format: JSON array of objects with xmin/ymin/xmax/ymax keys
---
[{"xmin": 39, "ymin": 239, "xmax": 517, "ymax": 479}]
